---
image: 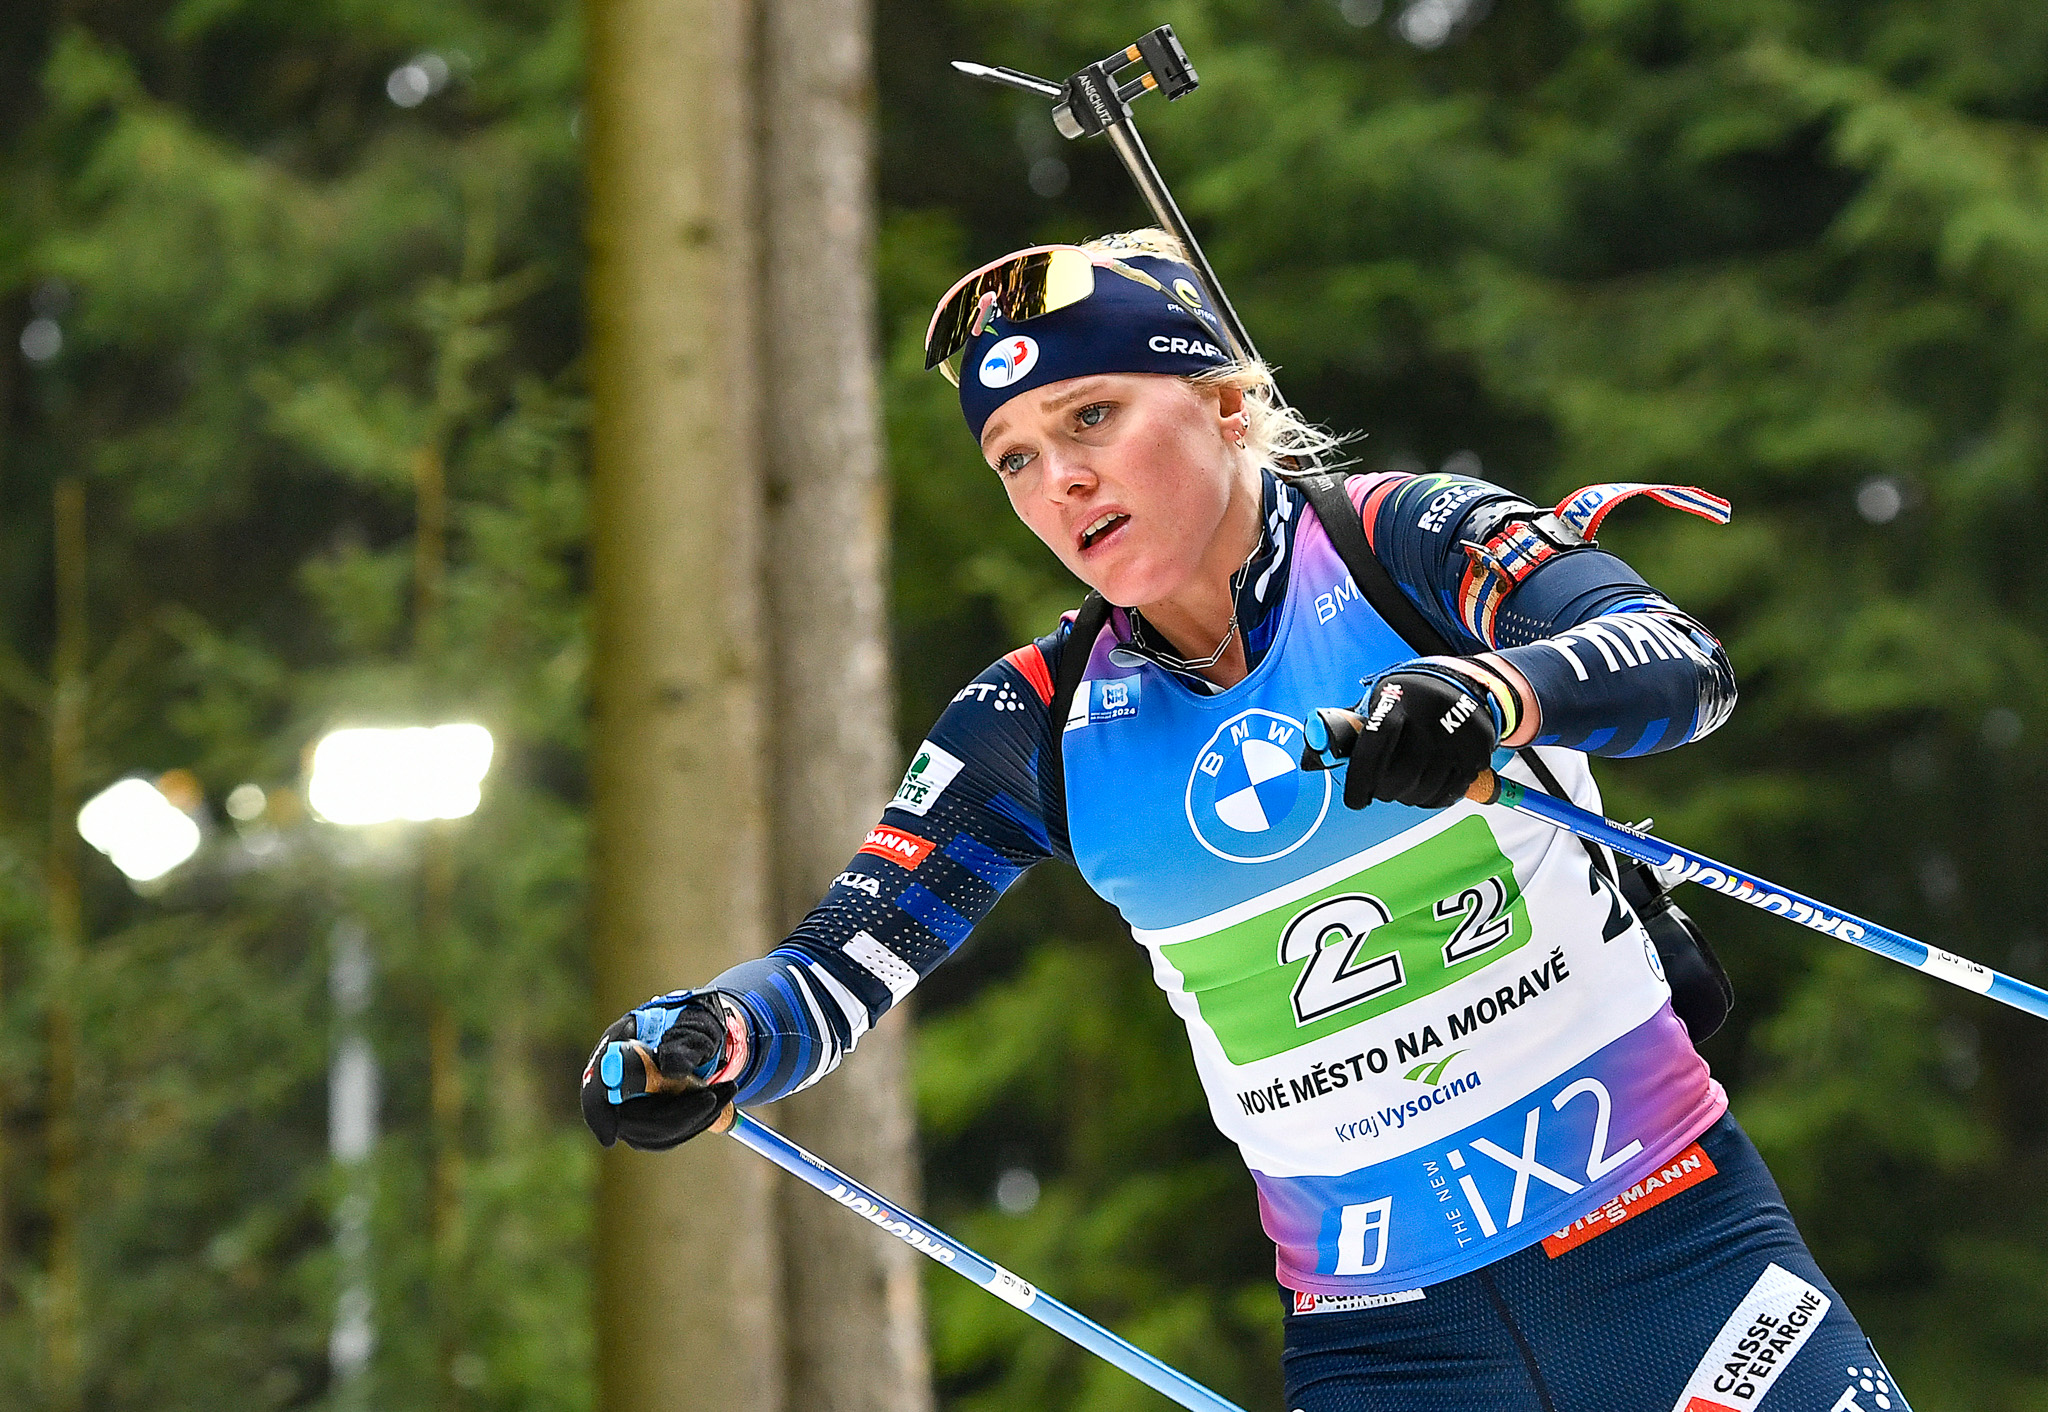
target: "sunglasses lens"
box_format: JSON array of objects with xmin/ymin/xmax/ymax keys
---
[
  {"xmin": 1038, "ymin": 247, "xmax": 1096, "ymax": 313},
  {"xmin": 923, "ymin": 249, "xmax": 1096, "ymax": 373}
]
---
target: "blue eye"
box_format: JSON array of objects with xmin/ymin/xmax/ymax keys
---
[
  {"xmin": 1077, "ymin": 402, "xmax": 1111, "ymax": 428},
  {"xmin": 996, "ymin": 449, "xmax": 1034, "ymax": 477}
]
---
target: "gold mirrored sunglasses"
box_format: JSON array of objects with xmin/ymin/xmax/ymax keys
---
[{"xmin": 923, "ymin": 246, "xmax": 1170, "ymax": 387}]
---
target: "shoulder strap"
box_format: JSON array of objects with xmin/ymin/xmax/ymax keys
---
[
  {"xmin": 1289, "ymin": 472, "xmax": 1613, "ymax": 881},
  {"xmin": 1045, "ymin": 590, "xmax": 1113, "ymax": 799},
  {"xmin": 1290, "ymin": 472, "xmax": 1459, "ymax": 657}
]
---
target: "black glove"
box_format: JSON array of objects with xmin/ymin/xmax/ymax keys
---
[
  {"xmin": 1302, "ymin": 666, "xmax": 1500, "ymax": 810},
  {"xmin": 579, "ymin": 991, "xmax": 740, "ymax": 1151}
]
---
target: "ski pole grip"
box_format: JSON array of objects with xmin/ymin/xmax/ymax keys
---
[
  {"xmin": 598, "ymin": 1039, "xmax": 702, "ymax": 1104},
  {"xmin": 1466, "ymin": 768, "xmax": 1501, "ymax": 805}
]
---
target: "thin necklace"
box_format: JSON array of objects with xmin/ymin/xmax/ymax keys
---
[{"xmin": 1120, "ymin": 538, "xmax": 1261, "ymax": 675}]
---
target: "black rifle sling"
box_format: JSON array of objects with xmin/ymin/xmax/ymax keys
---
[
  {"xmin": 1288, "ymin": 474, "xmax": 1460, "ymax": 662},
  {"xmin": 1044, "ymin": 590, "xmax": 1114, "ymax": 826}
]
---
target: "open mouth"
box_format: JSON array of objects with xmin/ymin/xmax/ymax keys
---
[{"xmin": 1080, "ymin": 512, "xmax": 1129, "ymax": 550}]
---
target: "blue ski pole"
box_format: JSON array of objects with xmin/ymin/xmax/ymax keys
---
[
  {"xmin": 597, "ymin": 1043, "xmax": 1248, "ymax": 1412},
  {"xmin": 723, "ymin": 1109, "xmax": 1246, "ymax": 1412},
  {"xmin": 1465, "ymin": 769, "xmax": 2048, "ymax": 1022}
]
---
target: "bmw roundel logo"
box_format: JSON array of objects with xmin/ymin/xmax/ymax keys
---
[
  {"xmin": 1184, "ymin": 709, "xmax": 1330, "ymax": 864},
  {"xmin": 978, "ymin": 334, "xmax": 1040, "ymax": 388}
]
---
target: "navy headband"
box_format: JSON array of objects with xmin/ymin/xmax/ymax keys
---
[{"xmin": 957, "ymin": 253, "xmax": 1234, "ymax": 442}]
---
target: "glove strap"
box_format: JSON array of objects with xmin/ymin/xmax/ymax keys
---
[
  {"xmin": 703, "ymin": 994, "xmax": 751, "ymax": 1086},
  {"xmin": 1405, "ymin": 657, "xmax": 1517, "ymax": 740},
  {"xmin": 628, "ymin": 989, "xmax": 752, "ymax": 1086}
]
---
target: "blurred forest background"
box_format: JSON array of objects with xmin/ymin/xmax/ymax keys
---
[{"xmin": 0, "ymin": 0, "xmax": 2045, "ymax": 1409}]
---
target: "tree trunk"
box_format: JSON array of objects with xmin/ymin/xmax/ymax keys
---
[
  {"xmin": 44, "ymin": 477, "xmax": 86, "ymax": 1412},
  {"xmin": 0, "ymin": 296, "xmax": 14, "ymax": 1316},
  {"xmin": 584, "ymin": 2, "xmax": 782, "ymax": 1409},
  {"xmin": 758, "ymin": 1, "xmax": 934, "ymax": 1408}
]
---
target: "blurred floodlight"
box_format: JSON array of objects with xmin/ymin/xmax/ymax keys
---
[
  {"xmin": 1028, "ymin": 157, "xmax": 1070, "ymax": 199},
  {"xmin": 20, "ymin": 318, "xmax": 62, "ymax": 362},
  {"xmin": 387, "ymin": 65, "xmax": 430, "ymax": 107},
  {"xmin": 1856, "ymin": 476, "xmax": 1904, "ymax": 524},
  {"xmin": 308, "ymin": 724, "xmax": 494, "ymax": 826},
  {"xmin": 994, "ymin": 1168, "xmax": 1041, "ymax": 1215},
  {"xmin": 225, "ymin": 782, "xmax": 268, "ymax": 821},
  {"xmin": 1397, "ymin": 0, "xmax": 1477, "ymax": 48},
  {"xmin": 78, "ymin": 778, "xmax": 203, "ymax": 883},
  {"xmin": 386, "ymin": 52, "xmax": 451, "ymax": 108}
]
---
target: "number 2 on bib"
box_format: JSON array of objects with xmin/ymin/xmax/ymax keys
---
[{"xmin": 1280, "ymin": 894, "xmax": 1404, "ymax": 1025}]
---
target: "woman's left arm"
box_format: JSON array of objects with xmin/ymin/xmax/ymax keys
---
[{"xmin": 1366, "ymin": 473, "xmax": 1737, "ymax": 757}]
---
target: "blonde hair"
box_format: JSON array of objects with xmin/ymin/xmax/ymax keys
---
[{"xmin": 1080, "ymin": 229, "xmax": 1356, "ymax": 471}]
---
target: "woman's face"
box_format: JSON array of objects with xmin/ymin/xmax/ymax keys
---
[{"xmin": 978, "ymin": 372, "xmax": 1253, "ymax": 611}]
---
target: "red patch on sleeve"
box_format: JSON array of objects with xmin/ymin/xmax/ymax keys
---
[
  {"xmin": 1354, "ymin": 471, "xmax": 1410, "ymax": 550},
  {"xmin": 857, "ymin": 826, "xmax": 936, "ymax": 870},
  {"xmin": 1003, "ymin": 645, "xmax": 1055, "ymax": 705}
]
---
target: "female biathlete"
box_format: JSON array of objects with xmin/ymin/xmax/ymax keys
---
[{"xmin": 581, "ymin": 231, "xmax": 1909, "ymax": 1412}]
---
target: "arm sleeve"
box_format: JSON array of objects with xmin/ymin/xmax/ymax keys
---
[
  {"xmin": 1363, "ymin": 471, "xmax": 1737, "ymax": 757},
  {"xmin": 705, "ymin": 630, "xmax": 1073, "ymax": 1106}
]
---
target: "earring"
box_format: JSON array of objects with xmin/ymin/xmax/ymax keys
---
[{"xmin": 1234, "ymin": 429, "xmax": 1247, "ymax": 449}]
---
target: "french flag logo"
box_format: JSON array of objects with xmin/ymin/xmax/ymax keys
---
[{"xmin": 978, "ymin": 335, "xmax": 1040, "ymax": 388}]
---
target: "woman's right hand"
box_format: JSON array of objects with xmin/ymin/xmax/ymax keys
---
[
  {"xmin": 1301, "ymin": 665, "xmax": 1501, "ymax": 810},
  {"xmin": 579, "ymin": 991, "xmax": 748, "ymax": 1150}
]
